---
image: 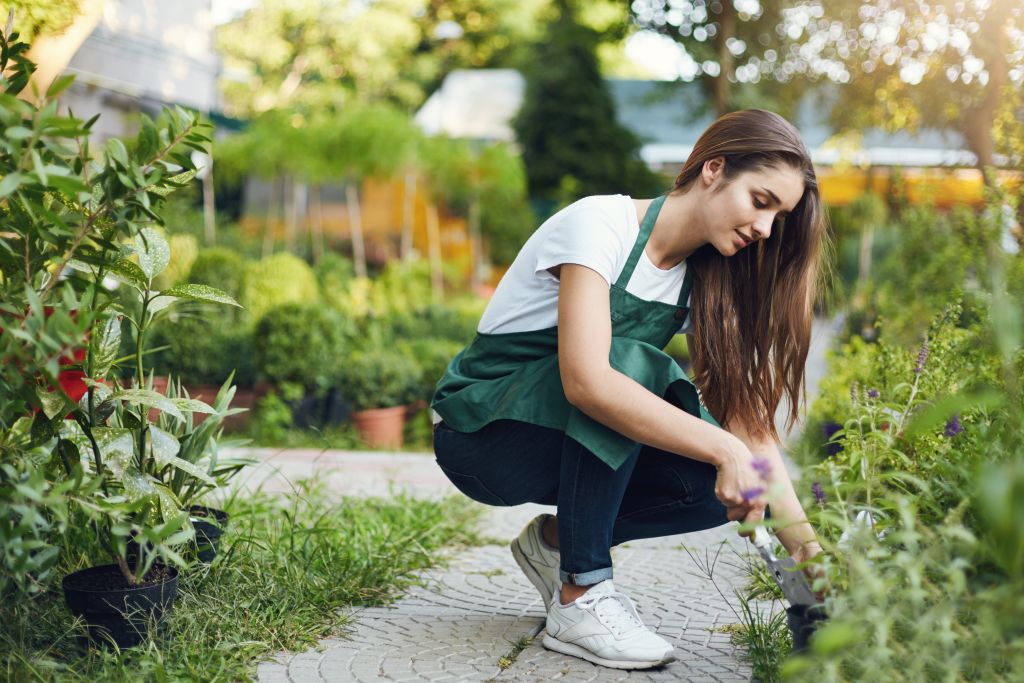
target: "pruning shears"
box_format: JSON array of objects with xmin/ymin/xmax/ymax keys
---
[{"xmin": 750, "ymin": 526, "xmax": 818, "ymax": 607}]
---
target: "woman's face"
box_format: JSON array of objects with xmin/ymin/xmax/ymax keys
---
[{"xmin": 702, "ymin": 159, "xmax": 805, "ymax": 257}]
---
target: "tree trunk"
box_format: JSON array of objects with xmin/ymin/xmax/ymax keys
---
[
  {"xmin": 426, "ymin": 203, "xmax": 444, "ymax": 304},
  {"xmin": 401, "ymin": 171, "xmax": 416, "ymax": 262},
  {"xmin": 963, "ymin": 2, "xmax": 1011, "ymax": 186},
  {"xmin": 283, "ymin": 175, "xmax": 298, "ymax": 253},
  {"xmin": 262, "ymin": 176, "xmax": 280, "ymax": 257},
  {"xmin": 468, "ymin": 192, "xmax": 482, "ymax": 293},
  {"xmin": 202, "ymin": 156, "xmax": 216, "ymax": 245},
  {"xmin": 346, "ymin": 181, "xmax": 368, "ymax": 279},
  {"xmin": 712, "ymin": 2, "xmax": 737, "ymax": 116},
  {"xmin": 310, "ymin": 184, "xmax": 325, "ymax": 265}
]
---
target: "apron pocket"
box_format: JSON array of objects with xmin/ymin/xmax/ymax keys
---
[{"xmin": 436, "ymin": 463, "xmax": 510, "ymax": 506}]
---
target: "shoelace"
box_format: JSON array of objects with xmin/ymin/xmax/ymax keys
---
[{"xmin": 576, "ymin": 591, "xmax": 645, "ymax": 637}]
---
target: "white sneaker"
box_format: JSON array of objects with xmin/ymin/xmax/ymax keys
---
[
  {"xmin": 510, "ymin": 514, "xmax": 560, "ymax": 606},
  {"xmin": 542, "ymin": 580, "xmax": 675, "ymax": 670}
]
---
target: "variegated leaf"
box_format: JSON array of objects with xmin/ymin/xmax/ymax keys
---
[
  {"xmin": 162, "ymin": 283, "xmax": 242, "ymax": 308},
  {"xmin": 147, "ymin": 294, "xmax": 179, "ymax": 314},
  {"xmin": 172, "ymin": 398, "xmax": 216, "ymax": 415},
  {"xmin": 149, "ymin": 426, "xmax": 181, "ymax": 461},
  {"xmin": 89, "ymin": 313, "xmax": 122, "ymax": 380},
  {"xmin": 37, "ymin": 388, "xmax": 68, "ymax": 420},
  {"xmin": 106, "ymin": 258, "xmax": 149, "ymax": 290},
  {"xmin": 113, "ymin": 389, "xmax": 184, "ymax": 421},
  {"xmin": 134, "ymin": 227, "xmax": 170, "ymax": 280}
]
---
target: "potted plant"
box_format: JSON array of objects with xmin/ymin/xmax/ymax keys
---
[
  {"xmin": 151, "ymin": 374, "xmax": 255, "ymax": 562},
  {"xmin": 58, "ymin": 221, "xmax": 244, "ymax": 646},
  {"xmin": 0, "ymin": 28, "xmax": 244, "ymax": 645},
  {"xmin": 338, "ymin": 348, "xmax": 421, "ymax": 449}
]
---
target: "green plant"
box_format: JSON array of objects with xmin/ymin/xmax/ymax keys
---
[
  {"xmin": 397, "ymin": 336, "xmax": 464, "ymax": 404},
  {"xmin": 239, "ymin": 252, "xmax": 320, "ymax": 323},
  {"xmin": 253, "ymin": 303, "xmax": 355, "ymax": 394},
  {"xmin": 149, "ymin": 375, "xmax": 255, "ymax": 509},
  {"xmin": 60, "ymin": 226, "xmax": 244, "ymax": 584},
  {"xmin": 0, "ymin": 25, "xmax": 250, "ymax": 589},
  {"xmin": 0, "ymin": 480, "xmax": 484, "ymax": 680},
  {"xmin": 338, "ymin": 348, "xmax": 421, "ymax": 411}
]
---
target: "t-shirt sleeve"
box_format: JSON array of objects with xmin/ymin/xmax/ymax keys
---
[{"xmin": 533, "ymin": 200, "xmax": 624, "ymax": 286}]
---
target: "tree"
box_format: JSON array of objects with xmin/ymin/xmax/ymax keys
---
[
  {"xmin": 811, "ymin": 0, "xmax": 1024, "ymax": 179},
  {"xmin": 513, "ymin": 0, "xmax": 661, "ymax": 205},
  {"xmin": 630, "ymin": 0, "xmax": 809, "ymax": 118},
  {"xmin": 216, "ymin": 0, "xmax": 424, "ymax": 117}
]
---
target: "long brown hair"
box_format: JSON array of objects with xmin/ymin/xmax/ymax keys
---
[{"xmin": 672, "ymin": 109, "xmax": 828, "ymax": 440}]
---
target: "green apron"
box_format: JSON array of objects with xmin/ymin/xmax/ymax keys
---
[{"xmin": 431, "ymin": 194, "xmax": 720, "ymax": 471}]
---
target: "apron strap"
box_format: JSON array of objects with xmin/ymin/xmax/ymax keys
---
[
  {"xmin": 676, "ymin": 258, "xmax": 694, "ymax": 308},
  {"xmin": 614, "ymin": 194, "xmax": 666, "ymax": 289}
]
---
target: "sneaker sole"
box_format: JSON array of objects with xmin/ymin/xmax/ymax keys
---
[
  {"xmin": 541, "ymin": 633, "xmax": 675, "ymax": 670},
  {"xmin": 510, "ymin": 537, "xmax": 554, "ymax": 606}
]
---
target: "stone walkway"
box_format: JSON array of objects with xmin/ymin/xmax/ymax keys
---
[{"xmin": 237, "ymin": 318, "xmax": 835, "ymax": 682}]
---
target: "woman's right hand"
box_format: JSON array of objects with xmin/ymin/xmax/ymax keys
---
[{"xmin": 712, "ymin": 433, "xmax": 766, "ymax": 532}]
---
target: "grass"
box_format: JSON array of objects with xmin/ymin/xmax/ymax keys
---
[{"xmin": 0, "ymin": 479, "xmax": 484, "ymax": 682}]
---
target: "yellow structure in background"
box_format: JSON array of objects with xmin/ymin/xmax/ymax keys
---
[{"xmin": 243, "ymin": 166, "xmax": 1020, "ymax": 290}]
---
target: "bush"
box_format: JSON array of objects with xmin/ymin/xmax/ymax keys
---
[
  {"xmin": 397, "ymin": 337, "xmax": 465, "ymax": 404},
  {"xmin": 253, "ymin": 303, "xmax": 355, "ymax": 393},
  {"xmin": 240, "ymin": 253, "xmax": 320, "ymax": 323},
  {"xmin": 149, "ymin": 311, "xmax": 257, "ymax": 387},
  {"xmin": 188, "ymin": 246, "xmax": 248, "ymax": 303},
  {"xmin": 338, "ymin": 348, "xmax": 422, "ymax": 411}
]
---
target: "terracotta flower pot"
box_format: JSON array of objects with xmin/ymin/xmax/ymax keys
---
[{"xmin": 351, "ymin": 405, "xmax": 407, "ymax": 449}]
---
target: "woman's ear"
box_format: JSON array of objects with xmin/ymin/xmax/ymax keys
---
[{"xmin": 702, "ymin": 156, "xmax": 726, "ymax": 189}]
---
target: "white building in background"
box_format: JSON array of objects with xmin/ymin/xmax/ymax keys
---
[{"xmin": 59, "ymin": 0, "xmax": 219, "ymax": 142}]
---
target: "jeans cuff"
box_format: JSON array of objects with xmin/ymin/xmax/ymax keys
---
[{"xmin": 559, "ymin": 566, "xmax": 613, "ymax": 586}]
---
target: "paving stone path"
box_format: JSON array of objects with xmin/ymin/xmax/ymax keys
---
[{"xmin": 244, "ymin": 318, "xmax": 835, "ymax": 682}]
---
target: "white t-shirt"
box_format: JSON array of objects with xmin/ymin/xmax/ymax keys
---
[{"xmin": 477, "ymin": 194, "xmax": 694, "ymax": 335}]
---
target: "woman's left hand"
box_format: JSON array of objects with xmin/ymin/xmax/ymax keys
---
[{"xmin": 791, "ymin": 541, "xmax": 829, "ymax": 602}]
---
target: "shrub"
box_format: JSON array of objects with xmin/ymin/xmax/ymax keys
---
[
  {"xmin": 338, "ymin": 348, "xmax": 421, "ymax": 411},
  {"xmin": 397, "ymin": 337, "xmax": 464, "ymax": 404},
  {"xmin": 253, "ymin": 303, "xmax": 355, "ymax": 394},
  {"xmin": 188, "ymin": 246, "xmax": 248, "ymax": 303},
  {"xmin": 240, "ymin": 253, "xmax": 320, "ymax": 323}
]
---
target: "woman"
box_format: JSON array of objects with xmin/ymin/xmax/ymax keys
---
[{"xmin": 430, "ymin": 109, "xmax": 826, "ymax": 670}]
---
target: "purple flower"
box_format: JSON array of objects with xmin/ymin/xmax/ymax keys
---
[
  {"xmin": 867, "ymin": 388, "xmax": 879, "ymax": 399},
  {"xmin": 741, "ymin": 487, "xmax": 765, "ymax": 502},
  {"xmin": 812, "ymin": 482, "xmax": 826, "ymax": 505},
  {"xmin": 915, "ymin": 339, "xmax": 929, "ymax": 376},
  {"xmin": 751, "ymin": 456, "xmax": 773, "ymax": 481},
  {"xmin": 823, "ymin": 421, "xmax": 844, "ymax": 457},
  {"xmin": 944, "ymin": 414, "xmax": 963, "ymax": 437}
]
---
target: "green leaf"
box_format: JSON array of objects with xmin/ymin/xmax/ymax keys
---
[
  {"xmin": 903, "ymin": 390, "xmax": 1004, "ymax": 438},
  {"xmin": 5, "ymin": 126, "xmax": 31, "ymax": 139},
  {"xmin": 106, "ymin": 137, "xmax": 129, "ymax": 166},
  {"xmin": 147, "ymin": 294, "xmax": 179, "ymax": 314},
  {"xmin": 106, "ymin": 258, "xmax": 149, "ymax": 290},
  {"xmin": 134, "ymin": 227, "xmax": 170, "ymax": 280},
  {"xmin": 0, "ymin": 171, "xmax": 24, "ymax": 198},
  {"xmin": 149, "ymin": 425, "xmax": 180, "ymax": 461},
  {"xmin": 36, "ymin": 388, "xmax": 68, "ymax": 420},
  {"xmin": 172, "ymin": 398, "xmax": 216, "ymax": 415},
  {"xmin": 112, "ymin": 389, "xmax": 184, "ymax": 421},
  {"xmin": 162, "ymin": 283, "xmax": 242, "ymax": 308},
  {"xmin": 46, "ymin": 74, "xmax": 75, "ymax": 98},
  {"xmin": 89, "ymin": 313, "xmax": 122, "ymax": 381}
]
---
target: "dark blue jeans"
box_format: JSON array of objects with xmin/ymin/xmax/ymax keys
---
[{"xmin": 432, "ymin": 418, "xmax": 729, "ymax": 586}]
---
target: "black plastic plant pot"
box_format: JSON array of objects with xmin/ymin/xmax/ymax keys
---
[
  {"xmin": 62, "ymin": 564, "xmax": 179, "ymax": 649},
  {"xmin": 787, "ymin": 603, "xmax": 828, "ymax": 653},
  {"xmin": 189, "ymin": 505, "xmax": 229, "ymax": 562}
]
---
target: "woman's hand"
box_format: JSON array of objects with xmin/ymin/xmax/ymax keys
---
[{"xmin": 711, "ymin": 433, "xmax": 767, "ymax": 532}]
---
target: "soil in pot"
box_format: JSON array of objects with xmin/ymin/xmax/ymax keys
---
[
  {"xmin": 189, "ymin": 505, "xmax": 229, "ymax": 563},
  {"xmin": 63, "ymin": 564, "xmax": 179, "ymax": 649},
  {"xmin": 786, "ymin": 603, "xmax": 828, "ymax": 653},
  {"xmin": 351, "ymin": 405, "xmax": 406, "ymax": 449}
]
